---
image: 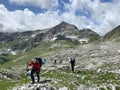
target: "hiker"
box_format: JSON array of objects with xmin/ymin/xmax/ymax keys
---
[
  {"xmin": 54, "ymin": 59, "xmax": 57, "ymax": 64},
  {"xmin": 28, "ymin": 58, "xmax": 41, "ymax": 84},
  {"xmin": 70, "ymin": 58, "xmax": 75, "ymax": 72}
]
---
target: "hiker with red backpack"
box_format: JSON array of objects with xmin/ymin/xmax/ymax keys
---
[
  {"xmin": 28, "ymin": 57, "xmax": 41, "ymax": 84},
  {"xmin": 27, "ymin": 57, "xmax": 45, "ymax": 84}
]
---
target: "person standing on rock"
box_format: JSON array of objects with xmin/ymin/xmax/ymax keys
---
[
  {"xmin": 70, "ymin": 58, "xmax": 76, "ymax": 72},
  {"xmin": 28, "ymin": 58, "xmax": 41, "ymax": 84}
]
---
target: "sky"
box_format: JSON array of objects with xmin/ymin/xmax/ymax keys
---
[{"xmin": 0, "ymin": 0, "xmax": 120, "ymax": 36}]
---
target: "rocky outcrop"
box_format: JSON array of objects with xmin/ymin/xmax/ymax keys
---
[
  {"xmin": 0, "ymin": 71, "xmax": 19, "ymax": 79},
  {"xmin": 12, "ymin": 78, "xmax": 69, "ymax": 90},
  {"xmin": 13, "ymin": 83, "xmax": 56, "ymax": 90}
]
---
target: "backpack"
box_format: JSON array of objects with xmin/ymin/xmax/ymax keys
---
[
  {"xmin": 41, "ymin": 59, "xmax": 45, "ymax": 65},
  {"xmin": 36, "ymin": 57, "xmax": 45, "ymax": 67},
  {"xmin": 36, "ymin": 57, "xmax": 42, "ymax": 67}
]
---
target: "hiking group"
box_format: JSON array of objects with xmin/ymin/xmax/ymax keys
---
[
  {"xmin": 27, "ymin": 56, "xmax": 75, "ymax": 84},
  {"xmin": 27, "ymin": 57, "xmax": 44, "ymax": 84}
]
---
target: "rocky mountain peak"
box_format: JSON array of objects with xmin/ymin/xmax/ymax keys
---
[
  {"xmin": 43, "ymin": 22, "xmax": 79, "ymax": 40},
  {"xmin": 54, "ymin": 21, "xmax": 78, "ymax": 31},
  {"xmin": 58, "ymin": 21, "xmax": 71, "ymax": 26}
]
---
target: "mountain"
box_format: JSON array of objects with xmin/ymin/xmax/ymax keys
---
[
  {"xmin": 0, "ymin": 21, "xmax": 100, "ymax": 53},
  {"xmin": 47, "ymin": 21, "xmax": 79, "ymax": 36},
  {"xmin": 104, "ymin": 25, "xmax": 120, "ymax": 40},
  {"xmin": 43, "ymin": 21, "xmax": 80, "ymax": 40},
  {"xmin": 43, "ymin": 21, "xmax": 100, "ymax": 42}
]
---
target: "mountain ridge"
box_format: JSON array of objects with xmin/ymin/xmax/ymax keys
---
[
  {"xmin": 0, "ymin": 21, "xmax": 100, "ymax": 52},
  {"xmin": 0, "ymin": 21, "xmax": 120, "ymax": 53}
]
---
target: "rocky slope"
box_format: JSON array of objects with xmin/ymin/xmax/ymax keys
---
[
  {"xmin": 104, "ymin": 25, "xmax": 120, "ymax": 41},
  {"xmin": 0, "ymin": 30, "xmax": 47, "ymax": 52},
  {"xmin": 9, "ymin": 40, "xmax": 120, "ymax": 90}
]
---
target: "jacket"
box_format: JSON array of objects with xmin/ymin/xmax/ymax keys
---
[{"xmin": 28, "ymin": 61, "xmax": 41, "ymax": 72}]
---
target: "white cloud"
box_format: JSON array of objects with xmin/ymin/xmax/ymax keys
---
[
  {"xmin": 0, "ymin": 4, "xmax": 61, "ymax": 32},
  {"xmin": 66, "ymin": 0, "xmax": 120, "ymax": 35},
  {"xmin": 9, "ymin": 0, "xmax": 58, "ymax": 9},
  {"xmin": 0, "ymin": 0, "xmax": 120, "ymax": 36}
]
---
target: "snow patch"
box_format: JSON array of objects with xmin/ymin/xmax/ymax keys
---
[
  {"xmin": 66, "ymin": 36, "xmax": 77, "ymax": 39},
  {"xmin": 79, "ymin": 38, "xmax": 89, "ymax": 43},
  {"xmin": 11, "ymin": 51, "xmax": 16, "ymax": 55},
  {"xmin": 31, "ymin": 34, "xmax": 36, "ymax": 38},
  {"xmin": 25, "ymin": 39, "xmax": 28, "ymax": 41},
  {"xmin": 51, "ymin": 37, "xmax": 57, "ymax": 41}
]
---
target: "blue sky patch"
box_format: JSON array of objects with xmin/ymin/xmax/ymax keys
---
[
  {"xmin": 0, "ymin": 0, "xmax": 47, "ymax": 13},
  {"xmin": 100, "ymin": 0, "xmax": 113, "ymax": 3},
  {"xmin": 75, "ymin": 8, "xmax": 91, "ymax": 19}
]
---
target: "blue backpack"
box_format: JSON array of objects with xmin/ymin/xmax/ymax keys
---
[{"xmin": 42, "ymin": 59, "xmax": 45, "ymax": 65}]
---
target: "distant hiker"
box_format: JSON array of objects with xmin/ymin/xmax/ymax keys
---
[
  {"xmin": 54, "ymin": 59, "xmax": 57, "ymax": 64},
  {"xmin": 70, "ymin": 58, "xmax": 75, "ymax": 72},
  {"xmin": 28, "ymin": 58, "xmax": 41, "ymax": 84}
]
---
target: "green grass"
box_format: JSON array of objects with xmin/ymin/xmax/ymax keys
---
[
  {"xmin": 0, "ymin": 40, "xmax": 79, "ymax": 67},
  {"xmin": 0, "ymin": 69, "xmax": 119, "ymax": 90},
  {"xmin": 98, "ymin": 63, "xmax": 120, "ymax": 71},
  {"xmin": 0, "ymin": 55, "xmax": 11, "ymax": 64},
  {"xmin": 89, "ymin": 35, "xmax": 100, "ymax": 42},
  {"xmin": 40, "ymin": 69, "xmax": 120, "ymax": 90},
  {"xmin": 0, "ymin": 77, "xmax": 30, "ymax": 90},
  {"xmin": 41, "ymin": 70, "xmax": 77, "ymax": 90},
  {"xmin": 75, "ymin": 70, "xmax": 120, "ymax": 86},
  {"xmin": 0, "ymin": 79, "xmax": 17, "ymax": 90}
]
